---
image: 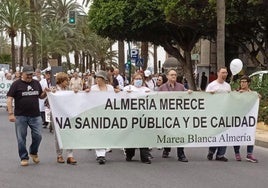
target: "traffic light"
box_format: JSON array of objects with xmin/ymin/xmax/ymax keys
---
[
  {"xmin": 127, "ymin": 58, "xmax": 131, "ymax": 65},
  {"xmin": 68, "ymin": 10, "xmax": 76, "ymax": 24}
]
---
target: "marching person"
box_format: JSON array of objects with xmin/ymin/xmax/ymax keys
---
[
  {"xmin": 39, "ymin": 69, "xmax": 51, "ymax": 129},
  {"xmin": 51, "ymin": 72, "xmax": 77, "ymax": 165},
  {"xmin": 233, "ymin": 75, "xmax": 258, "ymax": 163},
  {"xmin": 123, "ymin": 72, "xmax": 152, "ymax": 164},
  {"xmin": 6, "ymin": 65, "xmax": 48, "ymax": 166},
  {"xmin": 206, "ymin": 67, "xmax": 230, "ymax": 162},
  {"xmin": 158, "ymin": 69, "xmax": 189, "ymax": 162},
  {"xmin": 88, "ymin": 70, "xmax": 115, "ymax": 165}
]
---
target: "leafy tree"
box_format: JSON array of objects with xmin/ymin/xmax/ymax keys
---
[
  {"xmin": 225, "ymin": 0, "xmax": 268, "ymax": 69},
  {"xmin": 89, "ymin": 0, "xmax": 216, "ymax": 90}
]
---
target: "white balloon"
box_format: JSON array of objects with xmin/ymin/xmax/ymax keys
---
[
  {"xmin": 71, "ymin": 69, "xmax": 74, "ymax": 73},
  {"xmin": 16, "ymin": 67, "xmax": 20, "ymax": 72},
  {"xmin": 230, "ymin": 59, "xmax": 243, "ymax": 75},
  {"xmin": 76, "ymin": 68, "xmax": 79, "ymax": 72},
  {"xmin": 67, "ymin": 70, "xmax": 71, "ymax": 75},
  {"xmin": 78, "ymin": 72, "xmax": 82, "ymax": 77}
]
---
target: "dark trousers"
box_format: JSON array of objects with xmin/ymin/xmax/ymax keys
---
[
  {"xmin": 208, "ymin": 146, "xmax": 226, "ymax": 157},
  {"xmin": 233, "ymin": 145, "xmax": 254, "ymax": 154},
  {"xmin": 125, "ymin": 148, "xmax": 150, "ymax": 162},
  {"xmin": 40, "ymin": 112, "xmax": 48, "ymax": 126},
  {"xmin": 163, "ymin": 147, "xmax": 185, "ymax": 157}
]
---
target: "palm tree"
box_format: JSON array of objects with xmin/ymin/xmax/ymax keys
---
[
  {"xmin": 86, "ymin": 33, "xmax": 117, "ymax": 70},
  {"xmin": 216, "ymin": 0, "xmax": 226, "ymax": 69},
  {"xmin": 0, "ymin": 0, "xmax": 28, "ymax": 70}
]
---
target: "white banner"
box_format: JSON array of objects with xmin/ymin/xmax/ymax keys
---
[
  {"xmin": 0, "ymin": 79, "xmax": 13, "ymax": 107},
  {"xmin": 47, "ymin": 91, "xmax": 259, "ymax": 149}
]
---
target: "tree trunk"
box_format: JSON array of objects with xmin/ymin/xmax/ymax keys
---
[
  {"xmin": 161, "ymin": 43, "xmax": 197, "ymax": 90},
  {"xmin": 11, "ymin": 37, "xmax": 16, "ymax": 70},
  {"xmin": 30, "ymin": 0, "xmax": 38, "ymax": 69},
  {"xmin": 74, "ymin": 51, "xmax": 79, "ymax": 68},
  {"xmin": 141, "ymin": 42, "xmax": 148, "ymax": 70},
  {"xmin": 153, "ymin": 44, "xmax": 157, "ymax": 74},
  {"xmin": 183, "ymin": 51, "xmax": 197, "ymax": 91},
  {"xmin": 19, "ymin": 31, "xmax": 24, "ymax": 67},
  {"xmin": 66, "ymin": 54, "xmax": 71, "ymax": 70},
  {"xmin": 118, "ymin": 40, "xmax": 125, "ymax": 73},
  {"xmin": 82, "ymin": 51, "xmax": 86, "ymax": 73},
  {"xmin": 216, "ymin": 0, "xmax": 226, "ymax": 69}
]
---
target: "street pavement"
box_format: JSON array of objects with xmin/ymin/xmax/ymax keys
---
[{"xmin": 0, "ymin": 109, "xmax": 268, "ymax": 188}]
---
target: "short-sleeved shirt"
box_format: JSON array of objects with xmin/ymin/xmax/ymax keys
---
[
  {"xmin": 205, "ymin": 80, "xmax": 231, "ymax": 93},
  {"xmin": 91, "ymin": 84, "xmax": 114, "ymax": 91},
  {"xmin": 7, "ymin": 79, "xmax": 43, "ymax": 117},
  {"xmin": 158, "ymin": 82, "xmax": 186, "ymax": 92}
]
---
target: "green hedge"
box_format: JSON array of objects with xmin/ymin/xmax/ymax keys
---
[
  {"xmin": 231, "ymin": 78, "xmax": 268, "ymax": 125},
  {"xmin": 251, "ymin": 79, "xmax": 268, "ymax": 125}
]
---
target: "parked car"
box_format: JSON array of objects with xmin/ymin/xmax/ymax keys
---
[{"xmin": 249, "ymin": 70, "xmax": 268, "ymax": 89}]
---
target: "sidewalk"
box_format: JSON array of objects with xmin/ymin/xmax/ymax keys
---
[{"xmin": 255, "ymin": 122, "xmax": 268, "ymax": 148}]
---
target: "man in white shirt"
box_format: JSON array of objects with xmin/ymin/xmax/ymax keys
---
[
  {"xmin": 114, "ymin": 68, "xmax": 124, "ymax": 90},
  {"xmin": 206, "ymin": 67, "xmax": 231, "ymax": 162},
  {"xmin": 39, "ymin": 70, "xmax": 51, "ymax": 128}
]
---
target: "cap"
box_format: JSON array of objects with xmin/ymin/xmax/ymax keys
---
[
  {"xmin": 22, "ymin": 65, "xmax": 34, "ymax": 74},
  {"xmin": 144, "ymin": 70, "xmax": 151, "ymax": 77},
  {"xmin": 95, "ymin": 70, "xmax": 108, "ymax": 81},
  {"xmin": 45, "ymin": 67, "xmax": 51, "ymax": 74}
]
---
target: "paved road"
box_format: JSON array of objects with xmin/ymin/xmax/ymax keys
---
[{"xmin": 0, "ymin": 109, "xmax": 267, "ymax": 188}]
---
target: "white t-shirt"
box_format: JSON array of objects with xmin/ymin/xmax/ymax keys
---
[
  {"xmin": 145, "ymin": 79, "xmax": 155, "ymax": 91},
  {"xmin": 205, "ymin": 80, "xmax": 231, "ymax": 93},
  {"xmin": 39, "ymin": 78, "xmax": 51, "ymax": 111},
  {"xmin": 91, "ymin": 84, "xmax": 114, "ymax": 91},
  {"xmin": 116, "ymin": 74, "xmax": 125, "ymax": 90},
  {"xmin": 123, "ymin": 85, "xmax": 151, "ymax": 93}
]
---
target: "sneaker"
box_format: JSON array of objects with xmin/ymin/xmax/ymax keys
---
[
  {"xmin": 207, "ymin": 153, "xmax": 213, "ymax": 160},
  {"xmin": 235, "ymin": 154, "xmax": 242, "ymax": 161},
  {"xmin": 162, "ymin": 151, "xmax": 169, "ymax": 158},
  {"xmin": 246, "ymin": 154, "xmax": 258, "ymax": 163},
  {"xmin": 57, "ymin": 156, "xmax": 65, "ymax": 163},
  {"xmin": 30, "ymin": 154, "xmax": 40, "ymax": 164},
  {"xmin": 215, "ymin": 156, "xmax": 228, "ymax": 162},
  {"xmin": 20, "ymin": 159, "xmax": 29, "ymax": 166},
  {"xmin": 96, "ymin": 156, "xmax": 106, "ymax": 165}
]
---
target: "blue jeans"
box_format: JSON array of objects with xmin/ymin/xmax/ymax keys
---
[
  {"xmin": 208, "ymin": 146, "xmax": 226, "ymax": 157},
  {"xmin": 233, "ymin": 145, "xmax": 254, "ymax": 154},
  {"xmin": 15, "ymin": 116, "xmax": 42, "ymax": 160}
]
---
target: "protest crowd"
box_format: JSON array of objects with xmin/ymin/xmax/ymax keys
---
[{"xmin": 1, "ymin": 65, "xmax": 259, "ymax": 166}]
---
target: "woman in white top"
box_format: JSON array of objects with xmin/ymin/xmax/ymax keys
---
[
  {"xmin": 123, "ymin": 72, "xmax": 152, "ymax": 164},
  {"xmin": 90, "ymin": 70, "xmax": 114, "ymax": 165}
]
